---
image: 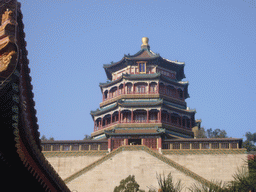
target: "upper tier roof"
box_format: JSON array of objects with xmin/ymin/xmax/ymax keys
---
[
  {"xmin": 103, "ymin": 37, "xmax": 185, "ymax": 81},
  {"xmin": 99, "ymin": 73, "xmax": 189, "ymax": 89}
]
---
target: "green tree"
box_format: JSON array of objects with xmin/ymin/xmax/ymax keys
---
[
  {"xmin": 188, "ymin": 180, "xmax": 228, "ymax": 192},
  {"xmin": 206, "ymin": 128, "xmax": 227, "ymax": 138},
  {"xmin": 196, "ymin": 127, "xmax": 207, "ymax": 138},
  {"xmin": 114, "ymin": 175, "xmax": 145, "ymax": 192},
  {"xmin": 40, "ymin": 135, "xmax": 54, "ymax": 141},
  {"xmin": 242, "ymin": 132, "xmax": 256, "ymax": 152},
  {"xmin": 228, "ymin": 160, "xmax": 256, "ymax": 192},
  {"xmin": 156, "ymin": 172, "xmax": 183, "ymax": 192},
  {"xmin": 83, "ymin": 134, "xmax": 91, "ymax": 140},
  {"xmin": 197, "ymin": 128, "xmax": 227, "ymax": 138},
  {"xmin": 49, "ymin": 137, "xmax": 54, "ymax": 141},
  {"xmin": 40, "ymin": 135, "xmax": 47, "ymax": 141}
]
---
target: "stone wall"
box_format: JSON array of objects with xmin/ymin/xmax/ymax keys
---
[
  {"xmin": 164, "ymin": 153, "xmax": 247, "ymax": 182},
  {"xmin": 43, "ymin": 152, "xmax": 106, "ymax": 180},
  {"xmin": 43, "ymin": 147, "xmax": 247, "ymax": 192},
  {"xmin": 65, "ymin": 151, "xmax": 198, "ymax": 192}
]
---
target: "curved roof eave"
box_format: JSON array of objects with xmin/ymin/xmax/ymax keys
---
[
  {"xmin": 160, "ymin": 75, "xmax": 188, "ymax": 86},
  {"xmin": 103, "ymin": 48, "xmax": 160, "ymax": 69},
  {"xmin": 90, "ymin": 104, "xmax": 118, "ymax": 117},
  {"xmin": 162, "ymin": 57, "xmax": 185, "ymax": 65},
  {"xmin": 99, "ymin": 73, "xmax": 162, "ymax": 88},
  {"xmin": 119, "ymin": 99, "xmax": 163, "ymax": 107},
  {"xmin": 99, "ymin": 76, "xmax": 124, "ymax": 88},
  {"xmin": 126, "ymin": 48, "xmax": 159, "ymax": 58},
  {"xmin": 103, "ymin": 57, "xmax": 126, "ymax": 69},
  {"xmin": 91, "ymin": 99, "xmax": 164, "ymax": 116},
  {"xmin": 163, "ymin": 102, "xmax": 196, "ymax": 114}
]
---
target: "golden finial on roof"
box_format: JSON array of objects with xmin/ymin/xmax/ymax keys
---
[
  {"xmin": 141, "ymin": 37, "xmax": 150, "ymax": 49},
  {"xmin": 142, "ymin": 37, "xmax": 149, "ymax": 45}
]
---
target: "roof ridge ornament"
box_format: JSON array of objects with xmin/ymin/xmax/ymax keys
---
[{"xmin": 141, "ymin": 37, "xmax": 150, "ymax": 50}]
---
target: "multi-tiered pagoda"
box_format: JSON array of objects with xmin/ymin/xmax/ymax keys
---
[{"xmin": 90, "ymin": 37, "xmax": 200, "ymax": 152}]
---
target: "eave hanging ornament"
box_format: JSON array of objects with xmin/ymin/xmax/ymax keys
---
[{"xmin": 0, "ymin": 1, "xmax": 19, "ymax": 88}]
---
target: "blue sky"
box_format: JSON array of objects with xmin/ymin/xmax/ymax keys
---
[{"xmin": 19, "ymin": 0, "xmax": 256, "ymax": 140}]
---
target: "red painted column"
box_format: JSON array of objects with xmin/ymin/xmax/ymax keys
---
[
  {"xmin": 131, "ymin": 109, "xmax": 133, "ymax": 123},
  {"xmin": 118, "ymin": 110, "xmax": 121, "ymax": 123},
  {"xmin": 111, "ymin": 114, "xmax": 112, "ymax": 124},
  {"xmin": 157, "ymin": 82, "xmax": 160, "ymax": 94},
  {"xmin": 158, "ymin": 137, "xmax": 162, "ymax": 151},
  {"xmin": 133, "ymin": 84, "xmax": 135, "ymax": 94},
  {"xmin": 101, "ymin": 118, "xmax": 103, "ymax": 128},
  {"xmin": 159, "ymin": 109, "xmax": 162, "ymax": 122},
  {"xmin": 108, "ymin": 138, "xmax": 111, "ymax": 152},
  {"xmin": 121, "ymin": 112, "xmax": 123, "ymax": 123},
  {"xmin": 117, "ymin": 86, "xmax": 119, "ymax": 96},
  {"xmin": 147, "ymin": 109, "xmax": 149, "ymax": 123}
]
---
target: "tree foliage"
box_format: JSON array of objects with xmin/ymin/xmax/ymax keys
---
[
  {"xmin": 83, "ymin": 134, "xmax": 91, "ymax": 140},
  {"xmin": 242, "ymin": 132, "xmax": 256, "ymax": 152},
  {"xmin": 197, "ymin": 127, "xmax": 227, "ymax": 138},
  {"xmin": 188, "ymin": 180, "xmax": 228, "ymax": 192},
  {"xmin": 156, "ymin": 172, "xmax": 183, "ymax": 192},
  {"xmin": 114, "ymin": 175, "xmax": 145, "ymax": 192},
  {"xmin": 40, "ymin": 135, "xmax": 54, "ymax": 141}
]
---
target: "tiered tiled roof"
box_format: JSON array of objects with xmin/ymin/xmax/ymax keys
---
[{"xmin": 103, "ymin": 45, "xmax": 185, "ymax": 81}]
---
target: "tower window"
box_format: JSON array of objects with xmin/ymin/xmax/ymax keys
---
[{"xmin": 138, "ymin": 62, "xmax": 146, "ymax": 73}]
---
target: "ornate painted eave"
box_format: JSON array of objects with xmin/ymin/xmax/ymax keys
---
[
  {"xmin": 165, "ymin": 129, "xmax": 193, "ymax": 138},
  {"xmin": 90, "ymin": 99, "xmax": 164, "ymax": 116},
  {"xmin": 99, "ymin": 73, "xmax": 188, "ymax": 90},
  {"xmin": 162, "ymin": 57, "xmax": 185, "ymax": 65},
  {"xmin": 90, "ymin": 102, "xmax": 117, "ymax": 116},
  {"xmin": 103, "ymin": 48, "xmax": 160, "ymax": 69},
  {"xmin": 91, "ymin": 98, "xmax": 195, "ymax": 117},
  {"xmin": 103, "ymin": 41, "xmax": 186, "ymax": 81},
  {"xmin": 163, "ymin": 100, "xmax": 196, "ymax": 114},
  {"xmin": 99, "ymin": 73, "xmax": 161, "ymax": 89},
  {"xmin": 104, "ymin": 127, "xmax": 165, "ymax": 137},
  {"xmin": 118, "ymin": 98, "xmax": 163, "ymax": 107}
]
